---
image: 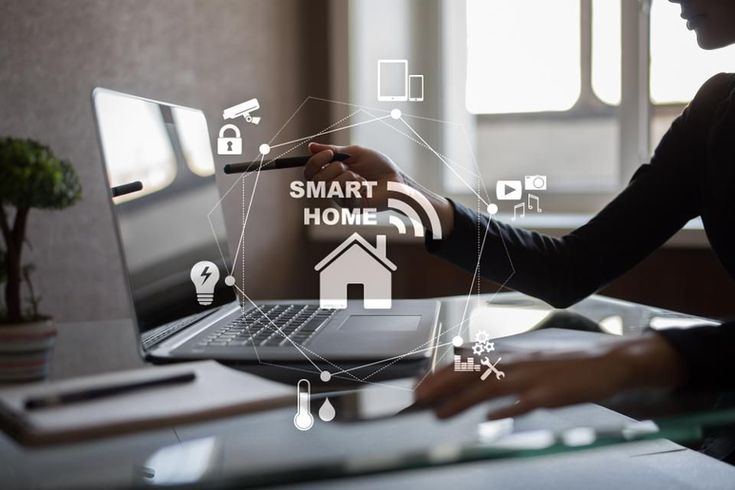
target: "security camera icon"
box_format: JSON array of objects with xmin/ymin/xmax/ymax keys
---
[{"xmin": 223, "ymin": 98, "xmax": 261, "ymax": 125}]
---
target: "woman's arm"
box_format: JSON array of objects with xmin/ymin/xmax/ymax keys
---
[
  {"xmin": 425, "ymin": 74, "xmax": 735, "ymax": 307},
  {"xmin": 305, "ymin": 98, "xmax": 704, "ymax": 308}
]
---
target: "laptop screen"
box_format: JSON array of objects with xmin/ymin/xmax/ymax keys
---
[{"xmin": 93, "ymin": 88, "xmax": 235, "ymax": 333}]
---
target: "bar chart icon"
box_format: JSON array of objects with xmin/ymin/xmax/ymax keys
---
[{"xmin": 454, "ymin": 355, "xmax": 481, "ymax": 372}]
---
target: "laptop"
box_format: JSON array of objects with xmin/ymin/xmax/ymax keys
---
[{"xmin": 91, "ymin": 88, "xmax": 440, "ymax": 379}]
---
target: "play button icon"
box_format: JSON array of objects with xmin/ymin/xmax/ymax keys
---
[{"xmin": 495, "ymin": 180, "xmax": 522, "ymax": 200}]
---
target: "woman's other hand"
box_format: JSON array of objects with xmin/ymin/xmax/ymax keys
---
[{"xmin": 415, "ymin": 334, "xmax": 688, "ymax": 420}]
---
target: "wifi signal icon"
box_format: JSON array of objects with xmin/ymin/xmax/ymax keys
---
[{"xmin": 386, "ymin": 182, "xmax": 442, "ymax": 239}]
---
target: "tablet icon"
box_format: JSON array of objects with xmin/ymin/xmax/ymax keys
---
[{"xmin": 377, "ymin": 59, "xmax": 424, "ymax": 103}]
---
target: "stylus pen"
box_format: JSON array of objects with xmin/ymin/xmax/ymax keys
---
[
  {"xmin": 24, "ymin": 372, "xmax": 196, "ymax": 411},
  {"xmin": 223, "ymin": 152, "xmax": 351, "ymax": 174}
]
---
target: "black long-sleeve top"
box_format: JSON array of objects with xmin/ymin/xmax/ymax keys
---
[{"xmin": 427, "ymin": 73, "xmax": 735, "ymax": 389}]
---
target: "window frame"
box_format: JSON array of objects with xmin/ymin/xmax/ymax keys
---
[
  {"xmin": 332, "ymin": 0, "xmax": 694, "ymax": 213},
  {"xmin": 447, "ymin": 0, "xmax": 657, "ymax": 204},
  {"xmin": 322, "ymin": 0, "xmax": 707, "ymax": 246}
]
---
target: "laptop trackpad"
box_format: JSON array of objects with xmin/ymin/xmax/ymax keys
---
[{"xmin": 338, "ymin": 315, "xmax": 421, "ymax": 332}]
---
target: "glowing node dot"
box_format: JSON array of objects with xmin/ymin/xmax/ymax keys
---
[
  {"xmin": 452, "ymin": 335, "xmax": 464, "ymax": 347},
  {"xmin": 487, "ymin": 203, "xmax": 499, "ymax": 215},
  {"xmin": 259, "ymin": 143, "xmax": 271, "ymax": 155},
  {"xmin": 320, "ymin": 370, "xmax": 331, "ymax": 382},
  {"xmin": 224, "ymin": 275, "xmax": 236, "ymax": 286},
  {"xmin": 390, "ymin": 109, "xmax": 402, "ymax": 119}
]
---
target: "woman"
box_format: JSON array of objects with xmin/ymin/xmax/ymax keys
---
[{"xmin": 304, "ymin": 0, "xmax": 735, "ymax": 421}]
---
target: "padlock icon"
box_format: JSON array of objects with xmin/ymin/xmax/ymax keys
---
[{"xmin": 217, "ymin": 124, "xmax": 242, "ymax": 155}]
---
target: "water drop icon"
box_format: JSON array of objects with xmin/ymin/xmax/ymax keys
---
[{"xmin": 318, "ymin": 397, "xmax": 336, "ymax": 422}]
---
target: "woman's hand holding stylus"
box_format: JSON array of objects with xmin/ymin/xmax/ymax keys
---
[{"xmin": 304, "ymin": 142, "xmax": 455, "ymax": 235}]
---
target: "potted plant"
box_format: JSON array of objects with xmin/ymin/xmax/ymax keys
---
[{"xmin": 0, "ymin": 137, "xmax": 81, "ymax": 382}]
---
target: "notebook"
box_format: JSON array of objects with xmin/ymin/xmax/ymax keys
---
[{"xmin": 0, "ymin": 361, "xmax": 292, "ymax": 446}]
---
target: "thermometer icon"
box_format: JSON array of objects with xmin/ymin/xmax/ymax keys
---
[{"xmin": 293, "ymin": 379, "xmax": 314, "ymax": 431}]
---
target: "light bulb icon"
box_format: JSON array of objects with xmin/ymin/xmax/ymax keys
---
[{"xmin": 190, "ymin": 261, "xmax": 220, "ymax": 306}]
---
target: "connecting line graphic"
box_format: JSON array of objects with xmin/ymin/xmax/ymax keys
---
[
  {"xmin": 225, "ymin": 109, "xmax": 373, "ymax": 281},
  {"xmin": 328, "ymin": 340, "xmax": 455, "ymax": 378},
  {"xmin": 411, "ymin": 316, "xmax": 477, "ymax": 391},
  {"xmin": 206, "ymin": 109, "xmax": 366, "ymax": 274},
  {"xmin": 259, "ymin": 108, "xmax": 364, "ymax": 166},
  {"xmin": 234, "ymin": 274, "xmax": 472, "ymax": 385},
  {"xmin": 202, "ymin": 95, "xmax": 517, "ymax": 388},
  {"xmin": 308, "ymin": 95, "xmax": 492, "ymax": 204},
  {"xmin": 360, "ymin": 107, "xmax": 485, "ymax": 186},
  {"xmin": 228, "ymin": 154, "xmax": 264, "ymax": 277},
  {"xmin": 234, "ymin": 287, "xmax": 367, "ymax": 384},
  {"xmin": 231, "ymin": 286, "xmax": 325, "ymax": 373},
  {"xmin": 457, "ymin": 215, "xmax": 493, "ymax": 342},
  {"xmin": 486, "ymin": 223, "xmax": 517, "ymax": 305},
  {"xmin": 459, "ymin": 122, "xmax": 492, "ymax": 203},
  {"xmin": 268, "ymin": 114, "xmax": 392, "ymax": 150}
]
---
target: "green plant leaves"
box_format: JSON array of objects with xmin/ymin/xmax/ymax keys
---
[{"xmin": 0, "ymin": 137, "xmax": 82, "ymax": 210}]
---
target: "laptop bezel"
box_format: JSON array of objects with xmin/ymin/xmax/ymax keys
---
[{"xmin": 90, "ymin": 87, "xmax": 229, "ymax": 360}]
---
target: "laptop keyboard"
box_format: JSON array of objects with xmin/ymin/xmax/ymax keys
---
[
  {"xmin": 141, "ymin": 309, "xmax": 216, "ymax": 351},
  {"xmin": 197, "ymin": 304, "xmax": 336, "ymax": 348}
]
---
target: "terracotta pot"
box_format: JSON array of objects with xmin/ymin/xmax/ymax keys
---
[{"xmin": 0, "ymin": 319, "xmax": 57, "ymax": 383}]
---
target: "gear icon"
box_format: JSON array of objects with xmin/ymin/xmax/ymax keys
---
[
  {"xmin": 482, "ymin": 341, "xmax": 495, "ymax": 352},
  {"xmin": 474, "ymin": 330, "xmax": 490, "ymax": 344},
  {"xmin": 472, "ymin": 342, "xmax": 485, "ymax": 356}
]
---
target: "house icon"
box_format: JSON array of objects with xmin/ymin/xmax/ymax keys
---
[{"xmin": 314, "ymin": 233, "xmax": 396, "ymax": 309}]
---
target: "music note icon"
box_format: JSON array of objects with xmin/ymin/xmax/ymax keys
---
[
  {"xmin": 528, "ymin": 194, "xmax": 542, "ymax": 213},
  {"xmin": 512, "ymin": 202, "xmax": 525, "ymax": 220}
]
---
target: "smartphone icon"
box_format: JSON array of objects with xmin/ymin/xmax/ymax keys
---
[{"xmin": 409, "ymin": 75, "xmax": 424, "ymax": 102}]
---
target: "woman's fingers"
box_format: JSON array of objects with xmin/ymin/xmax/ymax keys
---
[
  {"xmin": 431, "ymin": 369, "xmax": 534, "ymax": 419},
  {"xmin": 309, "ymin": 142, "xmax": 360, "ymax": 162},
  {"xmin": 433, "ymin": 381, "xmax": 496, "ymax": 419},
  {"xmin": 304, "ymin": 149, "xmax": 337, "ymax": 179},
  {"xmin": 309, "ymin": 142, "xmax": 343, "ymax": 155},
  {"xmin": 312, "ymin": 161, "xmax": 348, "ymax": 183},
  {"xmin": 415, "ymin": 365, "xmax": 464, "ymax": 404}
]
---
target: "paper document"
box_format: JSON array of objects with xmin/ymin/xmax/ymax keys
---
[{"xmin": 0, "ymin": 360, "xmax": 291, "ymax": 446}]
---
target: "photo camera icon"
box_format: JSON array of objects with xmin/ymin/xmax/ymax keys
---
[
  {"xmin": 223, "ymin": 98, "xmax": 261, "ymax": 125},
  {"xmin": 524, "ymin": 175, "xmax": 547, "ymax": 191}
]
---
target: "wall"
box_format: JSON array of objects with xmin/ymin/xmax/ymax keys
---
[
  {"xmin": 2, "ymin": 0, "xmax": 732, "ymax": 331},
  {"xmin": 0, "ymin": 0, "xmax": 330, "ymax": 322}
]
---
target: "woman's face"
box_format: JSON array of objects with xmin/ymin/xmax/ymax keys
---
[{"xmin": 670, "ymin": 0, "xmax": 735, "ymax": 49}]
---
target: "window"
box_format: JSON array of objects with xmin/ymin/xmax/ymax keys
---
[
  {"xmin": 466, "ymin": 0, "xmax": 581, "ymax": 114},
  {"xmin": 171, "ymin": 107, "xmax": 215, "ymax": 177},
  {"xmin": 650, "ymin": 0, "xmax": 735, "ymax": 104},
  {"xmin": 591, "ymin": 0, "xmax": 621, "ymax": 105},
  {"xmin": 458, "ymin": 0, "xmax": 735, "ymax": 209},
  {"xmin": 649, "ymin": 0, "xmax": 735, "ymax": 149},
  {"xmin": 341, "ymin": 0, "xmax": 734, "ymax": 215},
  {"xmin": 95, "ymin": 90, "xmax": 177, "ymax": 203},
  {"xmin": 463, "ymin": 0, "xmax": 619, "ymax": 195}
]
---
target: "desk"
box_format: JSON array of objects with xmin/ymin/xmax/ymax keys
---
[{"xmin": 2, "ymin": 293, "xmax": 734, "ymax": 489}]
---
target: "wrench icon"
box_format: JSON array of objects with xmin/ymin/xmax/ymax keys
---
[{"xmin": 480, "ymin": 356, "xmax": 505, "ymax": 381}]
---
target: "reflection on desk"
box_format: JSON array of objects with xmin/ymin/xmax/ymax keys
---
[{"xmin": 1, "ymin": 292, "xmax": 733, "ymax": 490}]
